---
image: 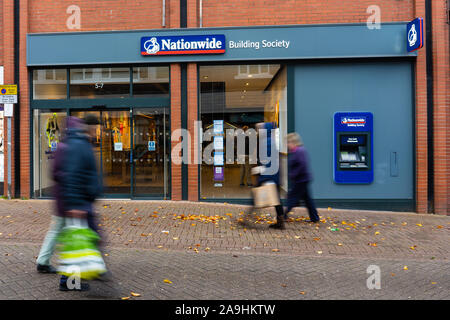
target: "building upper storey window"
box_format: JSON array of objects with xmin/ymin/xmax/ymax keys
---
[
  {"xmin": 132, "ymin": 66, "xmax": 169, "ymax": 97},
  {"xmin": 33, "ymin": 69, "xmax": 67, "ymax": 100},
  {"xmin": 70, "ymin": 67, "xmax": 130, "ymax": 99},
  {"xmin": 32, "ymin": 66, "xmax": 170, "ymax": 100}
]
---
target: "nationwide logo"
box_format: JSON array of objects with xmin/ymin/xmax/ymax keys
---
[
  {"xmin": 141, "ymin": 35, "xmax": 226, "ymax": 56},
  {"xmin": 341, "ymin": 117, "xmax": 366, "ymax": 125}
]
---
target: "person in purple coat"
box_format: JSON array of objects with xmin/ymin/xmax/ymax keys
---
[{"xmin": 284, "ymin": 133, "xmax": 320, "ymax": 223}]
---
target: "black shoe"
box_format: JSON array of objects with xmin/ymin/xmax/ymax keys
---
[
  {"xmin": 94, "ymin": 271, "xmax": 113, "ymax": 282},
  {"xmin": 306, "ymin": 219, "xmax": 319, "ymax": 223},
  {"xmin": 59, "ymin": 282, "xmax": 90, "ymax": 291},
  {"xmin": 37, "ymin": 264, "xmax": 57, "ymax": 274},
  {"xmin": 269, "ymin": 220, "xmax": 285, "ymax": 230},
  {"xmin": 240, "ymin": 183, "xmax": 245, "ymax": 186}
]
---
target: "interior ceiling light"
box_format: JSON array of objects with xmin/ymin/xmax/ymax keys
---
[{"xmin": 245, "ymin": 82, "xmax": 249, "ymax": 86}]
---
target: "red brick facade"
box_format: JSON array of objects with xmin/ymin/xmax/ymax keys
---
[{"xmin": 1, "ymin": 0, "xmax": 448, "ymax": 214}]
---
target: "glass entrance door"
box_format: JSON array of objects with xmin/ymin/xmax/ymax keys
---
[
  {"xmin": 70, "ymin": 108, "xmax": 169, "ymax": 198},
  {"xmin": 71, "ymin": 109, "xmax": 132, "ymax": 196},
  {"xmin": 132, "ymin": 108, "xmax": 170, "ymax": 198}
]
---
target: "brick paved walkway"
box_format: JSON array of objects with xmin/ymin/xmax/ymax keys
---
[{"xmin": 0, "ymin": 199, "xmax": 449, "ymax": 300}]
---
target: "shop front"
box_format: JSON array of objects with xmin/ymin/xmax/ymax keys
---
[
  {"xmin": 31, "ymin": 66, "xmax": 171, "ymax": 199},
  {"xmin": 28, "ymin": 24, "xmax": 418, "ymax": 210}
]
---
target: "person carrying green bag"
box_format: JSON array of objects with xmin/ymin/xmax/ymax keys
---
[{"xmin": 54, "ymin": 115, "xmax": 107, "ymax": 291}]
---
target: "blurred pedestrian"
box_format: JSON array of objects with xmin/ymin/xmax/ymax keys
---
[
  {"xmin": 50, "ymin": 115, "xmax": 106, "ymax": 291},
  {"xmin": 284, "ymin": 133, "xmax": 320, "ymax": 223},
  {"xmin": 250, "ymin": 122, "xmax": 285, "ymax": 230}
]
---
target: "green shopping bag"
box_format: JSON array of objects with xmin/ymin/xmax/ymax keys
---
[{"xmin": 56, "ymin": 217, "xmax": 107, "ymax": 280}]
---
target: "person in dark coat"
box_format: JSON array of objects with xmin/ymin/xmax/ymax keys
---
[
  {"xmin": 251, "ymin": 122, "xmax": 285, "ymax": 229},
  {"xmin": 284, "ymin": 132, "xmax": 320, "ymax": 223},
  {"xmin": 36, "ymin": 115, "xmax": 103, "ymax": 279}
]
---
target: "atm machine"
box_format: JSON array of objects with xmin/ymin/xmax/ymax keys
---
[{"xmin": 334, "ymin": 112, "xmax": 373, "ymax": 184}]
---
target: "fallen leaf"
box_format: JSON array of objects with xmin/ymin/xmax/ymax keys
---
[
  {"xmin": 130, "ymin": 292, "xmax": 141, "ymax": 297},
  {"xmin": 436, "ymin": 225, "xmax": 443, "ymax": 229},
  {"xmin": 157, "ymin": 246, "xmax": 163, "ymax": 248},
  {"xmin": 416, "ymin": 223, "xmax": 423, "ymax": 227},
  {"xmin": 410, "ymin": 245, "xmax": 417, "ymax": 250},
  {"xmin": 281, "ymin": 284, "xmax": 287, "ymax": 288},
  {"xmin": 368, "ymin": 242, "xmax": 378, "ymax": 247},
  {"xmin": 391, "ymin": 273, "xmax": 395, "ymax": 277},
  {"xmin": 374, "ymin": 231, "xmax": 380, "ymax": 235},
  {"xmin": 272, "ymin": 249, "xmax": 280, "ymax": 252},
  {"xmin": 313, "ymin": 237, "xmax": 321, "ymax": 241},
  {"xmin": 317, "ymin": 251, "xmax": 323, "ymax": 254},
  {"xmin": 431, "ymin": 282, "xmax": 437, "ymax": 285},
  {"xmin": 337, "ymin": 243, "xmax": 343, "ymax": 246},
  {"xmin": 299, "ymin": 291, "xmax": 306, "ymax": 295},
  {"xmin": 104, "ymin": 253, "xmax": 109, "ymax": 257},
  {"xmin": 121, "ymin": 297, "xmax": 130, "ymax": 300},
  {"xmin": 403, "ymin": 266, "xmax": 408, "ymax": 270},
  {"xmin": 141, "ymin": 233, "xmax": 147, "ymax": 237},
  {"xmin": 294, "ymin": 236, "xmax": 301, "ymax": 239},
  {"xmin": 402, "ymin": 222, "xmax": 407, "ymax": 226},
  {"xmin": 163, "ymin": 279, "xmax": 172, "ymax": 284},
  {"xmin": 173, "ymin": 237, "xmax": 179, "ymax": 240}
]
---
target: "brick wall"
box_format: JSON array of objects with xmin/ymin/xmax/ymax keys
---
[
  {"xmin": 2, "ymin": 0, "xmax": 14, "ymax": 197},
  {"xmin": 28, "ymin": 0, "xmax": 165, "ymax": 32},
  {"xmin": 0, "ymin": 0, "xmax": 3, "ymax": 65},
  {"xmin": 187, "ymin": 62, "xmax": 198, "ymax": 201},
  {"xmin": 202, "ymin": 0, "xmax": 414, "ymax": 27},
  {"xmin": 432, "ymin": 0, "xmax": 450, "ymax": 215},
  {"xmin": 414, "ymin": 0, "xmax": 428, "ymax": 214}
]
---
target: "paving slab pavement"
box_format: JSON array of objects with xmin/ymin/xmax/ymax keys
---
[{"xmin": 0, "ymin": 199, "xmax": 448, "ymax": 300}]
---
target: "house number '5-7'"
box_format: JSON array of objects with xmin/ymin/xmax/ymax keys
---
[{"xmin": 95, "ymin": 82, "xmax": 104, "ymax": 89}]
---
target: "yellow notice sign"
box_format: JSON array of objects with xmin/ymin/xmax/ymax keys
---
[
  {"xmin": 0, "ymin": 85, "xmax": 17, "ymax": 95},
  {"xmin": 0, "ymin": 85, "xmax": 18, "ymax": 103}
]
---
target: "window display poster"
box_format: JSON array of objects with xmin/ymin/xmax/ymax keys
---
[
  {"xmin": 148, "ymin": 140, "xmax": 156, "ymax": 151},
  {"xmin": 213, "ymin": 120, "xmax": 223, "ymax": 134},
  {"xmin": 213, "ymin": 166, "xmax": 224, "ymax": 181},
  {"xmin": 214, "ymin": 151, "xmax": 224, "ymax": 166},
  {"xmin": 114, "ymin": 142, "xmax": 123, "ymax": 151},
  {"xmin": 213, "ymin": 136, "xmax": 223, "ymax": 150}
]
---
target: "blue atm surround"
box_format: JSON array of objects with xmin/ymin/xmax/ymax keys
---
[{"xmin": 334, "ymin": 112, "xmax": 373, "ymax": 184}]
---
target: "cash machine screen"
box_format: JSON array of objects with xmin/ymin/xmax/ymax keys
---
[{"xmin": 338, "ymin": 134, "xmax": 369, "ymax": 169}]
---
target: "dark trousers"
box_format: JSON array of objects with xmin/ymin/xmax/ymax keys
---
[{"xmin": 285, "ymin": 182, "xmax": 319, "ymax": 222}]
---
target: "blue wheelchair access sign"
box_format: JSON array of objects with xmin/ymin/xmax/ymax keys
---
[
  {"xmin": 407, "ymin": 18, "xmax": 423, "ymax": 52},
  {"xmin": 148, "ymin": 141, "xmax": 156, "ymax": 151}
]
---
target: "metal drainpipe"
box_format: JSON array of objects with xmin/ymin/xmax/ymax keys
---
[
  {"xmin": 199, "ymin": 0, "xmax": 203, "ymax": 27},
  {"xmin": 425, "ymin": 0, "xmax": 434, "ymax": 213},
  {"xmin": 13, "ymin": 0, "xmax": 20, "ymax": 198},
  {"xmin": 162, "ymin": 0, "xmax": 166, "ymax": 27}
]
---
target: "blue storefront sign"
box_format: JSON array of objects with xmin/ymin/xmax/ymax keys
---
[
  {"xmin": 141, "ymin": 35, "xmax": 226, "ymax": 56},
  {"xmin": 334, "ymin": 112, "xmax": 373, "ymax": 184},
  {"xmin": 406, "ymin": 18, "xmax": 423, "ymax": 52}
]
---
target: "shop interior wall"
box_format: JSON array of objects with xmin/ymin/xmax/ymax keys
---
[
  {"xmin": 294, "ymin": 60, "xmax": 414, "ymax": 200},
  {"xmin": 264, "ymin": 67, "xmax": 287, "ymax": 194}
]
